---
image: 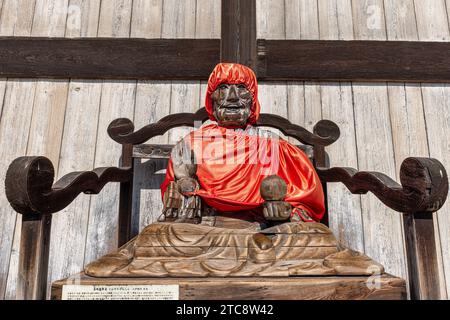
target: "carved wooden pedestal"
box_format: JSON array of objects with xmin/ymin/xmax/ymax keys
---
[
  {"xmin": 50, "ymin": 219, "xmax": 406, "ymax": 300},
  {"xmin": 51, "ymin": 273, "xmax": 406, "ymax": 300}
]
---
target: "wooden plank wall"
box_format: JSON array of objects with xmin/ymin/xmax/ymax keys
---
[
  {"xmin": 0, "ymin": 0, "xmax": 448, "ymax": 299},
  {"xmin": 257, "ymin": 0, "xmax": 450, "ymax": 299}
]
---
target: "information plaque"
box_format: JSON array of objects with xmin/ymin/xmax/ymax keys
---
[{"xmin": 61, "ymin": 284, "xmax": 179, "ymax": 300}]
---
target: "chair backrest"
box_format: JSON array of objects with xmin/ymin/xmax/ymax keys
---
[{"xmin": 108, "ymin": 107, "xmax": 340, "ymax": 234}]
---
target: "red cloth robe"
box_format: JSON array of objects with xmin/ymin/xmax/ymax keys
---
[{"xmin": 161, "ymin": 124, "xmax": 325, "ymax": 222}]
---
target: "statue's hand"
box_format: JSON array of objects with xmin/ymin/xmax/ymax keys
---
[
  {"xmin": 176, "ymin": 177, "xmax": 202, "ymax": 224},
  {"xmin": 176, "ymin": 195, "xmax": 202, "ymax": 223},
  {"xmin": 159, "ymin": 181, "xmax": 183, "ymax": 222},
  {"xmin": 159, "ymin": 178, "xmax": 202, "ymax": 224},
  {"xmin": 262, "ymin": 200, "xmax": 292, "ymax": 221}
]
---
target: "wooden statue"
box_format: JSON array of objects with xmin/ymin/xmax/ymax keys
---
[{"xmin": 84, "ymin": 63, "xmax": 384, "ymax": 278}]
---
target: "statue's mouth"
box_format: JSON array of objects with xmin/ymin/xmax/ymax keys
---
[{"xmin": 219, "ymin": 104, "xmax": 245, "ymax": 113}]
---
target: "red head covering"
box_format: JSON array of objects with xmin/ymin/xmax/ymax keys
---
[{"xmin": 205, "ymin": 63, "xmax": 261, "ymax": 124}]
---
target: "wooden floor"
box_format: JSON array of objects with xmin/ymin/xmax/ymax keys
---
[{"xmin": 0, "ymin": 0, "xmax": 449, "ymax": 299}]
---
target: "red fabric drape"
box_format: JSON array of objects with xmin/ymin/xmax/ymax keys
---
[
  {"xmin": 160, "ymin": 63, "xmax": 325, "ymax": 222},
  {"xmin": 161, "ymin": 124, "xmax": 325, "ymax": 221}
]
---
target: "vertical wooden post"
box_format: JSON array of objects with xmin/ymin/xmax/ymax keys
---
[
  {"xmin": 221, "ymin": 0, "xmax": 257, "ymax": 70},
  {"xmin": 403, "ymin": 212, "xmax": 441, "ymax": 299},
  {"xmin": 17, "ymin": 213, "xmax": 52, "ymax": 300},
  {"xmin": 118, "ymin": 143, "xmax": 134, "ymax": 246}
]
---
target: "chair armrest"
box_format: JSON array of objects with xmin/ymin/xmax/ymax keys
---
[
  {"xmin": 316, "ymin": 157, "xmax": 448, "ymax": 213},
  {"xmin": 5, "ymin": 156, "xmax": 132, "ymax": 215}
]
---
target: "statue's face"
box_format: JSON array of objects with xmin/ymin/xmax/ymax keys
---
[{"xmin": 211, "ymin": 83, "xmax": 252, "ymax": 127}]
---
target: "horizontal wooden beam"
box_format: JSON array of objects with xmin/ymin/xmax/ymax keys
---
[
  {"xmin": 257, "ymin": 39, "xmax": 450, "ymax": 82},
  {"xmin": 0, "ymin": 37, "xmax": 220, "ymax": 80},
  {"xmin": 1, "ymin": 37, "xmax": 450, "ymax": 82}
]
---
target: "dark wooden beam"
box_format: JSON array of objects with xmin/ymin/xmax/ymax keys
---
[
  {"xmin": 17, "ymin": 213, "xmax": 52, "ymax": 300},
  {"xmin": 2, "ymin": 37, "xmax": 450, "ymax": 82},
  {"xmin": 403, "ymin": 212, "xmax": 442, "ymax": 300},
  {"xmin": 221, "ymin": 0, "xmax": 257, "ymax": 70},
  {"xmin": 0, "ymin": 37, "xmax": 220, "ymax": 80},
  {"xmin": 257, "ymin": 39, "xmax": 450, "ymax": 82}
]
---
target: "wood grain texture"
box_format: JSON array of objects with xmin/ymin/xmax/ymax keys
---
[
  {"xmin": 31, "ymin": 0, "xmax": 68, "ymax": 37},
  {"xmin": 130, "ymin": 0, "xmax": 166, "ymax": 237},
  {"xmin": 2, "ymin": 36, "xmax": 450, "ymax": 81},
  {"xmin": 3, "ymin": 0, "xmax": 90, "ymax": 300},
  {"xmin": 47, "ymin": 80, "xmax": 102, "ymax": 296},
  {"xmin": 65, "ymin": 0, "xmax": 101, "ymax": 38},
  {"xmin": 352, "ymin": 83, "xmax": 407, "ymax": 279},
  {"xmin": 415, "ymin": 0, "xmax": 450, "ymax": 299},
  {"xmin": 16, "ymin": 213, "xmax": 52, "ymax": 300},
  {"xmin": 317, "ymin": 1, "xmax": 360, "ymax": 241},
  {"xmin": 161, "ymin": 0, "xmax": 196, "ymax": 38},
  {"xmin": 221, "ymin": 0, "xmax": 257, "ymax": 69},
  {"xmin": 51, "ymin": 273, "xmax": 406, "ymax": 300},
  {"xmin": 414, "ymin": 0, "xmax": 450, "ymax": 41},
  {"xmin": 196, "ymin": 0, "xmax": 221, "ymax": 38},
  {"xmin": 317, "ymin": 0, "xmax": 354, "ymax": 40},
  {"xmin": 132, "ymin": 82, "xmax": 171, "ymax": 233},
  {"xmin": 320, "ymin": 83, "xmax": 364, "ymax": 252},
  {"xmin": 84, "ymin": 221, "xmax": 386, "ymax": 278},
  {"xmin": 256, "ymin": 39, "xmax": 450, "ymax": 81},
  {"xmin": 350, "ymin": 0, "xmax": 406, "ymax": 282},
  {"xmin": 5, "ymin": 80, "xmax": 69, "ymax": 299},
  {"xmin": 130, "ymin": 0, "xmax": 163, "ymax": 38},
  {"xmin": 97, "ymin": 0, "xmax": 132, "ymax": 38},
  {"xmin": 256, "ymin": 0, "xmax": 284, "ymax": 39},
  {"xmin": 384, "ymin": 0, "xmax": 447, "ymax": 298},
  {"xmin": 0, "ymin": 38, "xmax": 220, "ymax": 80},
  {"xmin": 421, "ymin": 84, "xmax": 450, "ymax": 298},
  {"xmin": 0, "ymin": 80, "xmax": 36, "ymax": 300},
  {"xmin": 0, "ymin": 0, "xmax": 37, "ymax": 300},
  {"xmin": 86, "ymin": 0, "xmax": 135, "ymax": 264},
  {"xmin": 0, "ymin": 0, "xmax": 35, "ymax": 36},
  {"xmin": 84, "ymin": 81, "xmax": 136, "ymax": 266}
]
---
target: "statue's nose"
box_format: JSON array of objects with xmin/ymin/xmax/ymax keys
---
[{"xmin": 226, "ymin": 85, "xmax": 239, "ymax": 102}]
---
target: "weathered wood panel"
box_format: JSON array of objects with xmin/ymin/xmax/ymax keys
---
[
  {"xmin": 65, "ymin": 0, "xmax": 101, "ymax": 38},
  {"xmin": 414, "ymin": 4, "xmax": 450, "ymax": 296},
  {"xmin": 130, "ymin": 0, "xmax": 163, "ymax": 39},
  {"xmin": 83, "ymin": 0, "xmax": 135, "ymax": 267},
  {"xmin": 422, "ymin": 85, "xmax": 450, "ymax": 298},
  {"xmin": 0, "ymin": 0, "xmax": 35, "ymax": 36},
  {"xmin": 47, "ymin": 80, "xmax": 102, "ymax": 295},
  {"xmin": 0, "ymin": 80, "xmax": 37, "ymax": 299},
  {"xmin": 351, "ymin": 0, "xmax": 407, "ymax": 281},
  {"xmin": 97, "ymin": 0, "xmax": 132, "ymax": 38},
  {"xmin": 384, "ymin": 0, "xmax": 448, "ymax": 298},
  {"xmin": 0, "ymin": 0, "xmax": 36, "ymax": 300},
  {"xmin": 5, "ymin": 80, "xmax": 69, "ymax": 300},
  {"xmin": 317, "ymin": 0, "xmax": 364, "ymax": 253}
]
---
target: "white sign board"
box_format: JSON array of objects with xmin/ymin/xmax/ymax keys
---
[{"xmin": 61, "ymin": 284, "xmax": 179, "ymax": 300}]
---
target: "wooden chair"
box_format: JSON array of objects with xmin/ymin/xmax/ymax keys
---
[{"xmin": 5, "ymin": 107, "xmax": 448, "ymax": 300}]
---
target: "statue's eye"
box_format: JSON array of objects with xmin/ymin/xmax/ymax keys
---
[
  {"xmin": 218, "ymin": 84, "xmax": 228, "ymax": 90},
  {"xmin": 237, "ymin": 84, "xmax": 247, "ymax": 90}
]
